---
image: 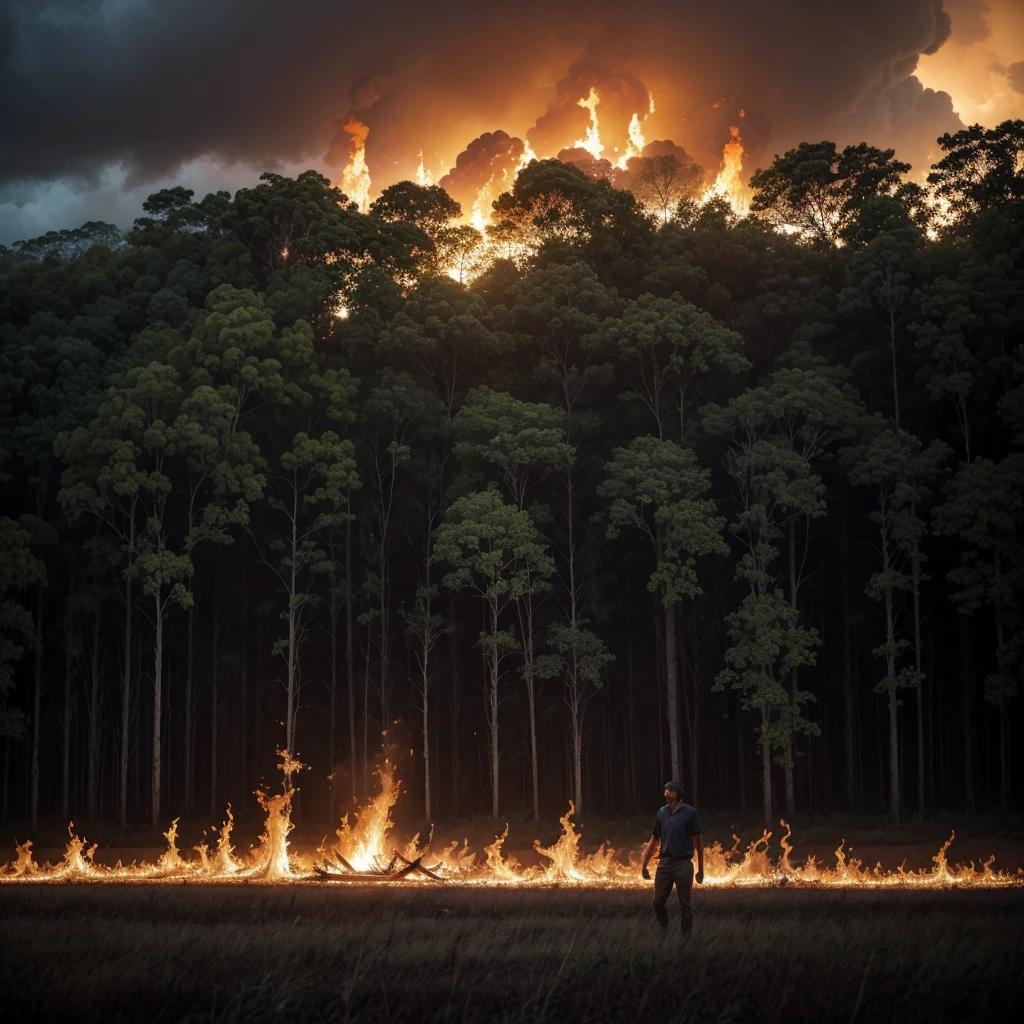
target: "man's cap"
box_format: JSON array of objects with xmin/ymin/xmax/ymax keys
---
[{"xmin": 663, "ymin": 781, "xmax": 683, "ymax": 797}]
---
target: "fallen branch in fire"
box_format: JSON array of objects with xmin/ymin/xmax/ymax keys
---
[{"xmin": 312, "ymin": 850, "xmax": 445, "ymax": 883}]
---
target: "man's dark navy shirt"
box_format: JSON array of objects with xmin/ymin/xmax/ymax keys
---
[{"xmin": 652, "ymin": 803, "xmax": 702, "ymax": 864}]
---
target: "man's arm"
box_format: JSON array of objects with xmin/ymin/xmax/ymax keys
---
[
  {"xmin": 694, "ymin": 834, "xmax": 704, "ymax": 884},
  {"xmin": 640, "ymin": 835, "xmax": 659, "ymax": 879}
]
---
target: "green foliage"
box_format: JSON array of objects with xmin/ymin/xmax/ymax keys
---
[
  {"xmin": 750, "ymin": 141, "xmax": 912, "ymax": 246},
  {"xmin": 928, "ymin": 120, "xmax": 1024, "ymax": 224},
  {"xmin": 598, "ymin": 436, "xmax": 727, "ymax": 605}
]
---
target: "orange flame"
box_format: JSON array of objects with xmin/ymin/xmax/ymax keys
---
[
  {"xmin": 573, "ymin": 87, "xmax": 605, "ymax": 161},
  {"xmin": 701, "ymin": 125, "xmax": 751, "ymax": 216},
  {"xmin": 339, "ymin": 117, "xmax": 372, "ymax": 213}
]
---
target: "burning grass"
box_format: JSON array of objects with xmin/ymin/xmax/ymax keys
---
[
  {"xmin": 4, "ymin": 755, "xmax": 1021, "ymax": 888},
  {"xmin": 0, "ymin": 883, "xmax": 1021, "ymax": 1022}
]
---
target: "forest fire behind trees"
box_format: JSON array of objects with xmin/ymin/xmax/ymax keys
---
[{"xmin": 332, "ymin": 76, "xmax": 753, "ymax": 280}]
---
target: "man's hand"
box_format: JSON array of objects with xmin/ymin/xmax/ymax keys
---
[
  {"xmin": 695, "ymin": 870, "xmax": 704, "ymax": 885},
  {"xmin": 641, "ymin": 866, "xmax": 651, "ymax": 880}
]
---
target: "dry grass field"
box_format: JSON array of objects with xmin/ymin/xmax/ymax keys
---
[{"xmin": 1, "ymin": 882, "xmax": 1022, "ymax": 1023}]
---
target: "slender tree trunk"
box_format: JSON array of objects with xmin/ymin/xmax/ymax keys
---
[
  {"xmin": 62, "ymin": 628, "xmax": 75, "ymax": 822},
  {"xmin": 120, "ymin": 574, "xmax": 132, "ymax": 829},
  {"xmin": 664, "ymin": 600, "xmax": 680, "ymax": 782},
  {"xmin": 345, "ymin": 505, "xmax": 356, "ymax": 803},
  {"xmin": 421, "ymin": 642, "xmax": 431, "ymax": 822},
  {"xmin": 488, "ymin": 614, "xmax": 500, "ymax": 821},
  {"xmin": 286, "ymin": 483, "xmax": 299, "ymax": 762},
  {"xmin": 209, "ymin": 578, "xmax": 220, "ymax": 820},
  {"xmin": 884, "ymin": 583, "xmax": 900, "ymax": 825},
  {"xmin": 784, "ymin": 519, "xmax": 797, "ymax": 816},
  {"xmin": 761, "ymin": 707, "xmax": 772, "ymax": 828},
  {"xmin": 842, "ymin": 529, "xmax": 855, "ymax": 808},
  {"xmin": 961, "ymin": 615, "xmax": 975, "ymax": 815},
  {"xmin": 30, "ymin": 588, "xmax": 43, "ymax": 830},
  {"xmin": 362, "ymin": 635, "xmax": 371, "ymax": 797},
  {"xmin": 524, "ymin": 593, "xmax": 540, "ymax": 822},
  {"xmin": 151, "ymin": 591, "xmax": 164, "ymax": 829},
  {"xmin": 912, "ymin": 542, "xmax": 925, "ymax": 814},
  {"xmin": 571, "ymin": 689, "xmax": 583, "ymax": 814},
  {"xmin": 87, "ymin": 610, "xmax": 101, "ymax": 822},
  {"xmin": 184, "ymin": 602, "xmax": 194, "ymax": 812},
  {"xmin": 239, "ymin": 552, "xmax": 248, "ymax": 805},
  {"xmin": 328, "ymin": 585, "xmax": 338, "ymax": 820}
]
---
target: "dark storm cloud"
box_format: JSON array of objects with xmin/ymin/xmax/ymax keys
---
[{"xmin": 1, "ymin": 0, "xmax": 958, "ymax": 196}]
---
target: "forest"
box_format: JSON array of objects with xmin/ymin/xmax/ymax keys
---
[{"xmin": 1, "ymin": 120, "xmax": 1022, "ymax": 836}]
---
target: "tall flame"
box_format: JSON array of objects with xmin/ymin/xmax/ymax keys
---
[
  {"xmin": 415, "ymin": 151, "xmax": 434, "ymax": 187},
  {"xmin": 573, "ymin": 87, "xmax": 605, "ymax": 161},
  {"xmin": 701, "ymin": 125, "xmax": 751, "ymax": 216},
  {"xmin": 339, "ymin": 117, "xmax": 372, "ymax": 213}
]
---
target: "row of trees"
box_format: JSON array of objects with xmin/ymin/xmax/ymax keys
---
[{"xmin": 1, "ymin": 121, "xmax": 1022, "ymax": 832}]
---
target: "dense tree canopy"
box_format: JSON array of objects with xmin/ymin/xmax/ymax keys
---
[{"xmin": 1, "ymin": 120, "xmax": 1022, "ymax": 834}]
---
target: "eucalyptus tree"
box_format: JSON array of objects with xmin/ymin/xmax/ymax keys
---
[
  {"xmin": 434, "ymin": 489, "xmax": 554, "ymax": 820},
  {"xmin": 842, "ymin": 426, "xmax": 949, "ymax": 824},
  {"xmin": 58, "ymin": 361, "xmax": 192, "ymax": 827},
  {"xmin": 598, "ymin": 436, "xmax": 727, "ymax": 792},
  {"xmin": 704, "ymin": 365, "xmax": 857, "ymax": 814},
  {"xmin": 599, "ymin": 292, "xmax": 748, "ymax": 441},
  {"xmin": 453, "ymin": 385, "xmax": 568, "ymax": 820},
  {"xmin": 510, "ymin": 261, "xmax": 617, "ymax": 817}
]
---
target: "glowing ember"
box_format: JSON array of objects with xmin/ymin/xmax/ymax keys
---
[{"xmin": 338, "ymin": 117, "xmax": 372, "ymax": 213}]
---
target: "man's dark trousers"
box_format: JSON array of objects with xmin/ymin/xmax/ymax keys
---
[{"xmin": 652, "ymin": 858, "xmax": 694, "ymax": 933}]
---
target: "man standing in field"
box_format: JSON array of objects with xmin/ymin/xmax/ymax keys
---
[{"xmin": 640, "ymin": 781, "xmax": 704, "ymax": 935}]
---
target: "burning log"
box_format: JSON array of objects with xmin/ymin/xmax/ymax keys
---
[{"xmin": 312, "ymin": 852, "xmax": 443, "ymax": 883}]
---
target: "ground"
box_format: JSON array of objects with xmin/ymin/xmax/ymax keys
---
[{"xmin": 1, "ymin": 883, "xmax": 1022, "ymax": 1022}]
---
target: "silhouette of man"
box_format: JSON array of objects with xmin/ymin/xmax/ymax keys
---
[{"xmin": 640, "ymin": 781, "xmax": 704, "ymax": 934}]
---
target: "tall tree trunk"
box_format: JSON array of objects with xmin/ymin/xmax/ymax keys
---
[
  {"xmin": 488, "ymin": 624, "xmax": 500, "ymax": 822},
  {"xmin": 328, "ymin": 584, "xmax": 338, "ymax": 821},
  {"xmin": 842, "ymin": 529, "xmax": 855, "ymax": 808},
  {"xmin": 87, "ymin": 610, "xmax": 101, "ymax": 822},
  {"xmin": 184, "ymin": 603, "xmax": 194, "ymax": 813},
  {"xmin": 30, "ymin": 588, "xmax": 43, "ymax": 830},
  {"xmin": 664, "ymin": 600, "xmax": 680, "ymax": 783},
  {"xmin": 151, "ymin": 591, "xmax": 164, "ymax": 829},
  {"xmin": 524, "ymin": 592, "xmax": 540, "ymax": 822},
  {"xmin": 912, "ymin": 541, "xmax": 925, "ymax": 813},
  {"xmin": 285, "ymin": 482, "xmax": 299, "ymax": 763},
  {"xmin": 239, "ymin": 552, "xmax": 248, "ymax": 806},
  {"xmin": 760, "ymin": 707, "xmax": 772, "ymax": 828},
  {"xmin": 209, "ymin": 578, "xmax": 220, "ymax": 820},
  {"xmin": 61, "ymin": 628, "xmax": 75, "ymax": 823},
  {"xmin": 884, "ymin": 584, "xmax": 900, "ymax": 825},
  {"xmin": 120, "ymin": 574, "xmax": 132, "ymax": 829},
  {"xmin": 345, "ymin": 505, "xmax": 356, "ymax": 803},
  {"xmin": 362, "ymin": 635, "xmax": 371, "ymax": 797},
  {"xmin": 421, "ymin": 642, "xmax": 431, "ymax": 822},
  {"xmin": 784, "ymin": 519, "xmax": 797, "ymax": 816},
  {"xmin": 961, "ymin": 615, "xmax": 975, "ymax": 815}
]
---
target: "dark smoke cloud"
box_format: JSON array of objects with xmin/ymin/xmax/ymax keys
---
[
  {"xmin": 0, "ymin": 0, "xmax": 966, "ymax": 237},
  {"xmin": 1008, "ymin": 62, "xmax": 1024, "ymax": 96},
  {"xmin": 437, "ymin": 131, "xmax": 525, "ymax": 213}
]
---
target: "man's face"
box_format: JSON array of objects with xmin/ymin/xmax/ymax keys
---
[{"xmin": 664, "ymin": 788, "xmax": 680, "ymax": 807}]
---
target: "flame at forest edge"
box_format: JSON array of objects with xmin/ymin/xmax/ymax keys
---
[
  {"xmin": 334, "ymin": 86, "xmax": 750, "ymax": 247},
  {"xmin": 2, "ymin": 750, "xmax": 1021, "ymax": 888}
]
